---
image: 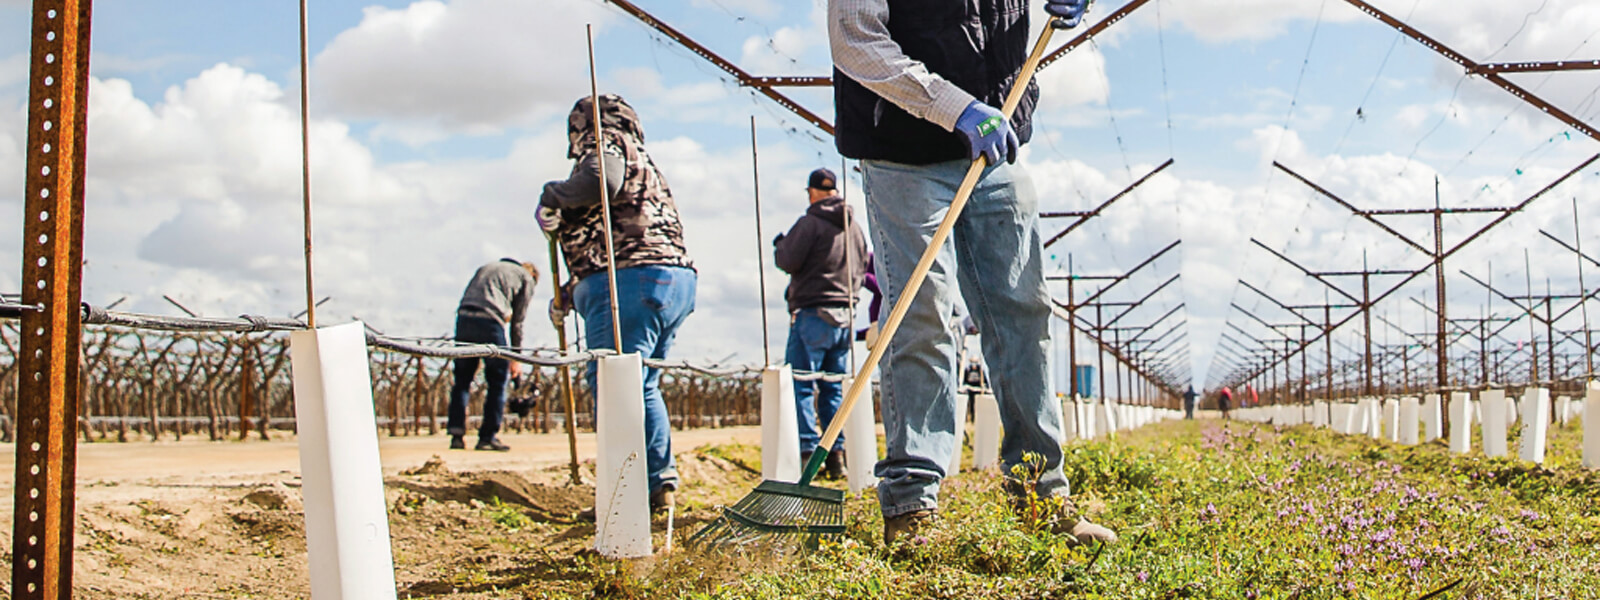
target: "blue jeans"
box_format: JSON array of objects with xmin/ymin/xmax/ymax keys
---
[
  {"xmin": 574, "ymin": 265, "xmax": 696, "ymax": 493},
  {"xmin": 862, "ymin": 158, "xmax": 1067, "ymax": 519},
  {"xmin": 785, "ymin": 307, "xmax": 851, "ymax": 455},
  {"xmin": 449, "ymin": 314, "xmax": 509, "ymax": 440}
]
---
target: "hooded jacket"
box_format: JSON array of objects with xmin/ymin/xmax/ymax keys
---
[
  {"xmin": 774, "ymin": 195, "xmax": 868, "ymax": 313},
  {"xmin": 539, "ymin": 95, "xmax": 693, "ymax": 284}
]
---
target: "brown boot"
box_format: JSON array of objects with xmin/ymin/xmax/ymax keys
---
[
  {"xmin": 1010, "ymin": 492, "xmax": 1118, "ymax": 546},
  {"xmin": 1066, "ymin": 517, "xmax": 1118, "ymax": 546},
  {"xmin": 649, "ymin": 483, "xmax": 676, "ymax": 515},
  {"xmin": 824, "ymin": 449, "xmax": 846, "ymax": 481},
  {"xmin": 883, "ymin": 509, "xmax": 935, "ymax": 547}
]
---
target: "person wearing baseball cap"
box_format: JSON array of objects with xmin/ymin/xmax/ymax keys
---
[
  {"xmin": 773, "ymin": 167, "xmax": 868, "ymax": 480},
  {"xmin": 808, "ymin": 167, "xmax": 838, "ymax": 192}
]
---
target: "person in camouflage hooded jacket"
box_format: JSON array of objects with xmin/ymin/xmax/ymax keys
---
[
  {"xmin": 539, "ymin": 94, "xmax": 697, "ymax": 511},
  {"xmin": 539, "ymin": 94, "xmax": 693, "ymax": 283}
]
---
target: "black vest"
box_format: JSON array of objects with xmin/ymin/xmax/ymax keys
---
[{"xmin": 835, "ymin": 0, "xmax": 1038, "ymax": 165}]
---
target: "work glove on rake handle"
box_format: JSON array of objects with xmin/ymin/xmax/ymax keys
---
[
  {"xmin": 955, "ymin": 100, "xmax": 1019, "ymax": 166},
  {"xmin": 1044, "ymin": 0, "xmax": 1092, "ymax": 28}
]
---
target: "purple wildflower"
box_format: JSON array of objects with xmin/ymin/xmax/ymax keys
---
[
  {"xmin": 1487, "ymin": 526, "xmax": 1513, "ymax": 543},
  {"xmin": 1370, "ymin": 528, "xmax": 1394, "ymax": 544}
]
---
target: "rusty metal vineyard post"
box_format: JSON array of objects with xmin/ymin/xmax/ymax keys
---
[{"xmin": 15, "ymin": 1, "xmax": 92, "ymax": 598}]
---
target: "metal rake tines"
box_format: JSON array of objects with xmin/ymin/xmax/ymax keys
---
[
  {"xmin": 730, "ymin": 496, "xmax": 843, "ymax": 531},
  {"xmin": 689, "ymin": 498, "xmax": 845, "ymax": 550},
  {"xmin": 690, "ymin": 510, "xmax": 842, "ymax": 551},
  {"xmin": 689, "ymin": 478, "xmax": 848, "ymax": 550}
]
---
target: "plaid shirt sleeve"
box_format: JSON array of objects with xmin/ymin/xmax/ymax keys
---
[{"xmin": 828, "ymin": 0, "xmax": 975, "ymax": 132}]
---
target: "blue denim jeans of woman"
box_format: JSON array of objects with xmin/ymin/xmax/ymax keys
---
[
  {"xmin": 785, "ymin": 307, "xmax": 852, "ymax": 455},
  {"xmin": 574, "ymin": 265, "xmax": 697, "ymax": 494},
  {"xmin": 861, "ymin": 158, "xmax": 1068, "ymax": 519},
  {"xmin": 449, "ymin": 314, "xmax": 509, "ymax": 440}
]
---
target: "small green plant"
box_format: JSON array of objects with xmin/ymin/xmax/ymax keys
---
[{"xmin": 483, "ymin": 497, "xmax": 531, "ymax": 531}]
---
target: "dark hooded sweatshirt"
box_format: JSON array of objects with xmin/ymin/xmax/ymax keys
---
[{"xmin": 774, "ymin": 195, "xmax": 868, "ymax": 314}]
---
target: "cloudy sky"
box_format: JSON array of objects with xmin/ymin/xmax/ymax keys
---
[{"xmin": 1, "ymin": 0, "xmax": 1598, "ymax": 392}]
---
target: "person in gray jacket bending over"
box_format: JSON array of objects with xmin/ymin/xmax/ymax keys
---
[
  {"xmin": 449, "ymin": 258, "xmax": 537, "ymax": 451},
  {"xmin": 774, "ymin": 168, "xmax": 868, "ymax": 481}
]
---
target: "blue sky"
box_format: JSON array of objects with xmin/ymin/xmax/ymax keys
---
[{"xmin": 2, "ymin": 0, "xmax": 1598, "ymax": 392}]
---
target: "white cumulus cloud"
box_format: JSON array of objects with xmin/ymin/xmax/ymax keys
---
[{"xmin": 311, "ymin": 0, "xmax": 614, "ymax": 140}]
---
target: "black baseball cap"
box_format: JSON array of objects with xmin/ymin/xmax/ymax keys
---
[{"xmin": 807, "ymin": 168, "xmax": 837, "ymax": 191}]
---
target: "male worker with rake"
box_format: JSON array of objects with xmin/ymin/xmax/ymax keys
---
[{"xmin": 830, "ymin": 0, "xmax": 1118, "ymax": 546}]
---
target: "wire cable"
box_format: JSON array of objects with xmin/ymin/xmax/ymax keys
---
[{"xmin": 2, "ymin": 301, "xmax": 856, "ymax": 382}]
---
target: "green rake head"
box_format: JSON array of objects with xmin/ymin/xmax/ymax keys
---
[{"xmin": 690, "ymin": 453, "xmax": 847, "ymax": 551}]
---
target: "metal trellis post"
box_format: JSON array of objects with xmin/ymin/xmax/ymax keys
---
[{"xmin": 16, "ymin": 1, "xmax": 92, "ymax": 598}]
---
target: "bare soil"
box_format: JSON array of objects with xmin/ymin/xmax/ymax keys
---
[{"xmin": 0, "ymin": 427, "xmax": 764, "ymax": 599}]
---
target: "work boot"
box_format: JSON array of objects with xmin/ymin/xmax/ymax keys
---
[
  {"xmin": 824, "ymin": 449, "xmax": 846, "ymax": 481},
  {"xmin": 475, "ymin": 437, "xmax": 511, "ymax": 452},
  {"xmin": 1065, "ymin": 518, "xmax": 1119, "ymax": 546},
  {"xmin": 1010, "ymin": 493, "xmax": 1119, "ymax": 547},
  {"xmin": 649, "ymin": 483, "xmax": 676, "ymax": 515},
  {"xmin": 449, "ymin": 435, "xmax": 465, "ymax": 450},
  {"xmin": 577, "ymin": 484, "xmax": 675, "ymax": 522},
  {"xmin": 883, "ymin": 509, "xmax": 935, "ymax": 547}
]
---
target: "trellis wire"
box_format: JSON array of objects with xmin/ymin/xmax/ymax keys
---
[{"xmin": 0, "ymin": 301, "xmax": 851, "ymax": 382}]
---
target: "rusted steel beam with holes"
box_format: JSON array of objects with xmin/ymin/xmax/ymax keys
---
[
  {"xmin": 1472, "ymin": 60, "xmax": 1600, "ymax": 74},
  {"xmin": 1040, "ymin": 210, "xmax": 1091, "ymax": 219},
  {"xmin": 1043, "ymin": 158, "xmax": 1173, "ymax": 248},
  {"xmin": 1339, "ymin": 0, "xmax": 1600, "ymax": 143},
  {"xmin": 15, "ymin": 1, "xmax": 92, "ymax": 599},
  {"xmin": 744, "ymin": 76, "xmax": 831, "ymax": 87},
  {"xmin": 599, "ymin": 0, "xmax": 834, "ymax": 135},
  {"xmin": 1038, "ymin": 0, "xmax": 1152, "ymax": 70}
]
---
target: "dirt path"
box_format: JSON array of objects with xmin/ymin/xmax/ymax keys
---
[
  {"xmin": 0, "ymin": 427, "xmax": 767, "ymax": 598},
  {"xmin": 0, "ymin": 427, "xmax": 761, "ymax": 510}
]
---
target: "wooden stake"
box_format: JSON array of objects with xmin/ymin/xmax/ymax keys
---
[
  {"xmin": 298, "ymin": 0, "xmax": 316, "ymax": 328},
  {"xmin": 750, "ymin": 117, "xmax": 771, "ymax": 366},
  {"xmin": 586, "ymin": 25, "xmax": 623, "ymax": 352}
]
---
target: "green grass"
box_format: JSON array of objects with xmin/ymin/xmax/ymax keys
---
[
  {"xmin": 484, "ymin": 496, "xmax": 533, "ymax": 531},
  {"xmin": 527, "ymin": 420, "xmax": 1600, "ymax": 599}
]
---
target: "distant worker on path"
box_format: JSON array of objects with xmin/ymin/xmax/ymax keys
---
[
  {"xmin": 831, "ymin": 0, "xmax": 1115, "ymax": 547},
  {"xmin": 775, "ymin": 167, "xmax": 869, "ymax": 481},
  {"xmin": 539, "ymin": 94, "xmax": 696, "ymax": 514},
  {"xmin": 449, "ymin": 258, "xmax": 538, "ymax": 452},
  {"xmin": 1183, "ymin": 386, "xmax": 1198, "ymax": 420},
  {"xmin": 1218, "ymin": 387, "xmax": 1234, "ymax": 420}
]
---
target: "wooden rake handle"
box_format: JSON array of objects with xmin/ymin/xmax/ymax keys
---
[{"xmin": 804, "ymin": 18, "xmax": 1065, "ymax": 484}]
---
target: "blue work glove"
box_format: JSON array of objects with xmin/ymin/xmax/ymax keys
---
[
  {"xmin": 954, "ymin": 100, "xmax": 1018, "ymax": 166},
  {"xmin": 1044, "ymin": 0, "xmax": 1091, "ymax": 28}
]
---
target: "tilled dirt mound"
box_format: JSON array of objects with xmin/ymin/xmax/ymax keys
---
[
  {"xmin": 395, "ymin": 468, "xmax": 595, "ymax": 524},
  {"xmin": 27, "ymin": 448, "xmax": 762, "ymax": 599}
]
